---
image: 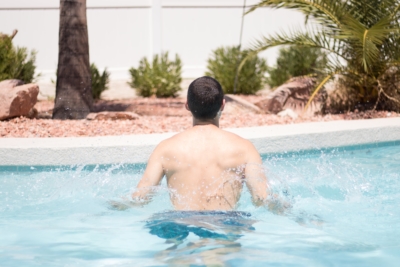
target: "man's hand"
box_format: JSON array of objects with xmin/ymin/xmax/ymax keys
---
[
  {"xmin": 263, "ymin": 193, "xmax": 292, "ymax": 215},
  {"xmin": 129, "ymin": 143, "xmax": 166, "ymax": 206},
  {"xmin": 131, "ymin": 186, "xmax": 159, "ymax": 204},
  {"xmin": 108, "ymin": 199, "xmax": 132, "ymax": 211},
  {"xmin": 108, "ymin": 191, "xmax": 155, "ymax": 211}
]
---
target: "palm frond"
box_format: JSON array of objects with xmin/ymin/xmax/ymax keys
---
[
  {"xmin": 247, "ymin": 0, "xmax": 348, "ymax": 29},
  {"xmin": 336, "ymin": 11, "xmax": 400, "ymax": 73},
  {"xmin": 344, "ymin": 0, "xmax": 394, "ymax": 25},
  {"xmin": 389, "ymin": 2, "xmax": 400, "ymax": 19},
  {"xmin": 304, "ymin": 65, "xmax": 360, "ymax": 111},
  {"xmin": 303, "ymin": 74, "xmax": 332, "ymax": 112},
  {"xmin": 247, "ymin": 27, "xmax": 346, "ymax": 58},
  {"xmin": 247, "ymin": 0, "xmax": 400, "ymax": 112}
]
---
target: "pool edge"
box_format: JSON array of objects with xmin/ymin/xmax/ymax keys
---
[{"xmin": 1, "ymin": 117, "xmax": 399, "ymax": 166}]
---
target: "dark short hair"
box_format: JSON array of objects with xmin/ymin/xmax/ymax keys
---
[{"xmin": 187, "ymin": 76, "xmax": 224, "ymax": 119}]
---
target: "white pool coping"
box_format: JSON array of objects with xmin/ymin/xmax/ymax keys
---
[{"xmin": 0, "ymin": 117, "xmax": 399, "ymax": 166}]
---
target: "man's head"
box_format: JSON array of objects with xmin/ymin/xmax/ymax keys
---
[{"xmin": 186, "ymin": 76, "xmax": 224, "ymax": 120}]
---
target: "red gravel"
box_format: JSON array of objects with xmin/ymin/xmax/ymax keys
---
[{"xmin": 0, "ymin": 97, "xmax": 398, "ymax": 138}]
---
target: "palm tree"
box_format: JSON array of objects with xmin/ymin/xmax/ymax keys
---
[
  {"xmin": 53, "ymin": 0, "xmax": 92, "ymax": 119},
  {"xmin": 244, "ymin": 0, "xmax": 400, "ymax": 111}
]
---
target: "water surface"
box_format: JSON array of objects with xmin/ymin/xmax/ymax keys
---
[{"xmin": 1, "ymin": 143, "xmax": 399, "ymax": 266}]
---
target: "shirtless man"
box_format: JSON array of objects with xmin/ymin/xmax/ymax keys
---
[{"xmin": 132, "ymin": 76, "xmax": 277, "ymax": 211}]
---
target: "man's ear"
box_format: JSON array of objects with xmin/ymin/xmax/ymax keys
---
[
  {"xmin": 185, "ymin": 102, "xmax": 190, "ymax": 111},
  {"xmin": 220, "ymin": 99, "xmax": 226, "ymax": 111}
]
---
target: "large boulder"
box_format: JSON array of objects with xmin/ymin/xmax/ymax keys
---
[
  {"xmin": 0, "ymin": 79, "xmax": 39, "ymax": 120},
  {"xmin": 0, "ymin": 79, "xmax": 24, "ymax": 88},
  {"xmin": 255, "ymin": 77, "xmax": 324, "ymax": 115}
]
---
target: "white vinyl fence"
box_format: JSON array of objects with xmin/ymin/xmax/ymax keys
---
[{"xmin": 1, "ymin": 0, "xmax": 304, "ymax": 98}]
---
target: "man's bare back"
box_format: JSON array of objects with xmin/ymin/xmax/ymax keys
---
[
  {"xmin": 130, "ymin": 76, "xmax": 281, "ymax": 211},
  {"xmin": 132, "ymin": 124, "xmax": 269, "ymax": 210}
]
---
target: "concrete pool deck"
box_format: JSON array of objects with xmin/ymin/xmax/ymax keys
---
[{"xmin": 0, "ymin": 117, "xmax": 399, "ymax": 166}]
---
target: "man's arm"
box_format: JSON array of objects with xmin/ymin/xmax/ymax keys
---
[
  {"xmin": 109, "ymin": 148, "xmax": 165, "ymax": 211},
  {"xmin": 244, "ymin": 142, "xmax": 291, "ymax": 214},
  {"xmin": 244, "ymin": 142, "xmax": 270, "ymax": 206},
  {"xmin": 131, "ymin": 144, "xmax": 165, "ymax": 204}
]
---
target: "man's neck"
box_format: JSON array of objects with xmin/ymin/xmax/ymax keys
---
[{"xmin": 192, "ymin": 117, "xmax": 220, "ymax": 128}]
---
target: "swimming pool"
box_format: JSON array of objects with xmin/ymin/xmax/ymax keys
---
[{"xmin": 1, "ymin": 143, "xmax": 399, "ymax": 266}]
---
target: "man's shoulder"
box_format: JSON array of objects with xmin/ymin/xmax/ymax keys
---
[
  {"xmin": 153, "ymin": 127, "xmax": 258, "ymax": 162},
  {"xmin": 220, "ymin": 129, "xmax": 253, "ymax": 145},
  {"xmin": 219, "ymin": 130, "xmax": 258, "ymax": 156},
  {"xmin": 155, "ymin": 131, "xmax": 188, "ymax": 149},
  {"xmin": 159, "ymin": 127, "xmax": 252, "ymax": 148}
]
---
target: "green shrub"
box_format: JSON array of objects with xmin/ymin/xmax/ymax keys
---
[
  {"xmin": 0, "ymin": 36, "xmax": 37, "ymax": 83},
  {"xmin": 267, "ymin": 46, "xmax": 328, "ymax": 88},
  {"xmin": 246, "ymin": 0, "xmax": 400, "ymax": 112},
  {"xmin": 205, "ymin": 46, "xmax": 268, "ymax": 94},
  {"xmin": 128, "ymin": 52, "xmax": 182, "ymax": 97},
  {"xmin": 90, "ymin": 63, "xmax": 110, "ymax": 100}
]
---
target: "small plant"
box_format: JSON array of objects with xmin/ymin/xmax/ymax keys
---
[
  {"xmin": 0, "ymin": 34, "xmax": 37, "ymax": 83},
  {"xmin": 128, "ymin": 52, "xmax": 182, "ymax": 97},
  {"xmin": 53, "ymin": 63, "xmax": 110, "ymax": 100},
  {"xmin": 205, "ymin": 46, "xmax": 268, "ymax": 94},
  {"xmin": 246, "ymin": 0, "xmax": 400, "ymax": 112},
  {"xmin": 90, "ymin": 63, "xmax": 110, "ymax": 100},
  {"xmin": 266, "ymin": 46, "xmax": 328, "ymax": 88}
]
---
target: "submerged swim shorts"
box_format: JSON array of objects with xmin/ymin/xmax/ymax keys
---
[{"xmin": 145, "ymin": 210, "xmax": 255, "ymax": 241}]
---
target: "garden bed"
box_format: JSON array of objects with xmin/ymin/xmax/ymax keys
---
[{"xmin": 0, "ymin": 96, "xmax": 398, "ymax": 138}]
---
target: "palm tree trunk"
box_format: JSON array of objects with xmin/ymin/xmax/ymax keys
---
[{"xmin": 53, "ymin": 0, "xmax": 92, "ymax": 119}]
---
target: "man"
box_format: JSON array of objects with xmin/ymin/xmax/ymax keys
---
[{"xmin": 131, "ymin": 76, "xmax": 282, "ymax": 212}]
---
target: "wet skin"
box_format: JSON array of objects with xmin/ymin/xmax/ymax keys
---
[{"xmin": 132, "ymin": 100, "xmax": 271, "ymax": 211}]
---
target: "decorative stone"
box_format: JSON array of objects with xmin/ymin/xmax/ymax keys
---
[
  {"xmin": 0, "ymin": 80, "xmax": 39, "ymax": 120},
  {"xmin": 224, "ymin": 94, "xmax": 264, "ymax": 114},
  {"xmin": 0, "ymin": 79, "xmax": 24, "ymax": 89},
  {"xmin": 255, "ymin": 77, "xmax": 323, "ymax": 115},
  {"xmin": 1, "ymin": 98, "xmax": 399, "ymax": 138},
  {"xmin": 86, "ymin": 111, "xmax": 139, "ymax": 121}
]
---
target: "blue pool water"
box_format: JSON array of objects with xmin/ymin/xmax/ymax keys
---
[{"xmin": 1, "ymin": 143, "xmax": 400, "ymax": 266}]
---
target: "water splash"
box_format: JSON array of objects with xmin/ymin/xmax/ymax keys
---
[{"xmin": 1, "ymin": 144, "xmax": 400, "ymax": 266}]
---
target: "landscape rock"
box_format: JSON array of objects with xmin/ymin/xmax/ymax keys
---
[
  {"xmin": 255, "ymin": 77, "xmax": 323, "ymax": 115},
  {"xmin": 0, "ymin": 79, "xmax": 24, "ymax": 89},
  {"xmin": 0, "ymin": 80, "xmax": 39, "ymax": 120},
  {"xmin": 224, "ymin": 94, "xmax": 264, "ymax": 114},
  {"xmin": 86, "ymin": 111, "xmax": 140, "ymax": 121}
]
